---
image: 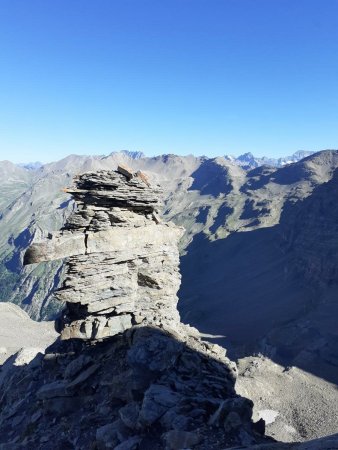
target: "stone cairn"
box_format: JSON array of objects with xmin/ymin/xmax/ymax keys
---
[{"xmin": 25, "ymin": 166, "xmax": 184, "ymax": 341}]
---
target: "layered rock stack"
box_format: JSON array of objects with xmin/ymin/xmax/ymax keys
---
[{"xmin": 24, "ymin": 166, "xmax": 184, "ymax": 340}]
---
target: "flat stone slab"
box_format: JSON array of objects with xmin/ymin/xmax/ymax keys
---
[{"xmin": 24, "ymin": 224, "xmax": 184, "ymax": 264}]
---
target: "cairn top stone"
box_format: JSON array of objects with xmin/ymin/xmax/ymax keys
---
[{"xmin": 62, "ymin": 168, "xmax": 162, "ymax": 212}]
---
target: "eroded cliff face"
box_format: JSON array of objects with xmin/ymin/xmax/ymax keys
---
[
  {"xmin": 280, "ymin": 168, "xmax": 338, "ymax": 287},
  {"xmin": 0, "ymin": 168, "xmax": 270, "ymax": 449}
]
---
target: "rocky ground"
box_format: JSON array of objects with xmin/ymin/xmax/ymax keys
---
[
  {"xmin": 228, "ymin": 433, "xmax": 338, "ymax": 449},
  {"xmin": 0, "ymin": 325, "xmax": 272, "ymax": 450},
  {"xmin": 236, "ymin": 355, "xmax": 338, "ymax": 443},
  {"xmin": 1, "ymin": 322, "xmax": 338, "ymax": 450},
  {"xmin": 0, "ymin": 302, "xmax": 57, "ymax": 365}
]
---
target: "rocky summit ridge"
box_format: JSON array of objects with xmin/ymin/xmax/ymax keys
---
[{"xmin": 0, "ymin": 167, "xmax": 270, "ymax": 449}]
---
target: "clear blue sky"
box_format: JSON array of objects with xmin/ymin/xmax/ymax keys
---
[{"xmin": 1, "ymin": 0, "xmax": 338, "ymax": 163}]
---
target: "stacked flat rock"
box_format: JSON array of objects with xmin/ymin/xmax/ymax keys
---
[{"xmin": 24, "ymin": 167, "xmax": 184, "ymax": 340}]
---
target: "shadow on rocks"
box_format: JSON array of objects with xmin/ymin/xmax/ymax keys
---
[
  {"xmin": 0, "ymin": 326, "xmax": 272, "ymax": 450},
  {"xmin": 179, "ymin": 172, "xmax": 338, "ymax": 386}
]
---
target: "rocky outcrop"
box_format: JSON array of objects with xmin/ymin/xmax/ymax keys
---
[
  {"xmin": 1, "ymin": 167, "xmax": 270, "ymax": 449},
  {"xmin": 0, "ymin": 326, "xmax": 270, "ymax": 449},
  {"xmin": 24, "ymin": 167, "xmax": 184, "ymax": 340}
]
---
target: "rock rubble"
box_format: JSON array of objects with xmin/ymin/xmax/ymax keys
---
[{"xmin": 0, "ymin": 326, "xmax": 269, "ymax": 449}]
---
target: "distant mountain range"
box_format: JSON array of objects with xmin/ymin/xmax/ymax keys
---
[
  {"xmin": 16, "ymin": 149, "xmax": 314, "ymax": 171},
  {"xmin": 17, "ymin": 161, "xmax": 44, "ymax": 170},
  {"xmin": 224, "ymin": 150, "xmax": 315, "ymax": 169}
]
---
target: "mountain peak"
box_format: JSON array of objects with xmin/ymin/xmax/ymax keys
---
[
  {"xmin": 225, "ymin": 150, "xmax": 316, "ymax": 169},
  {"xmin": 238, "ymin": 152, "xmax": 255, "ymax": 159},
  {"xmin": 109, "ymin": 150, "xmax": 145, "ymax": 159},
  {"xmin": 17, "ymin": 161, "xmax": 43, "ymax": 170}
]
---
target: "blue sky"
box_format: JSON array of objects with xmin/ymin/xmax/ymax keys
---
[{"xmin": 1, "ymin": 0, "xmax": 338, "ymax": 163}]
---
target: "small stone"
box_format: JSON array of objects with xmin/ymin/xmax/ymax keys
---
[
  {"xmin": 114, "ymin": 436, "xmax": 142, "ymax": 450},
  {"xmin": 133, "ymin": 314, "xmax": 144, "ymax": 324},
  {"xmin": 37, "ymin": 381, "xmax": 69, "ymax": 399},
  {"xmin": 162, "ymin": 430, "xmax": 201, "ymax": 449},
  {"xmin": 139, "ymin": 384, "xmax": 181, "ymax": 425},
  {"xmin": 160, "ymin": 409, "xmax": 191, "ymax": 431},
  {"xmin": 31, "ymin": 410, "xmax": 42, "ymax": 423},
  {"xmin": 64, "ymin": 354, "xmax": 93, "ymax": 379},
  {"xmin": 11, "ymin": 414, "xmax": 24, "ymax": 427},
  {"xmin": 136, "ymin": 170, "xmax": 150, "ymax": 187},
  {"xmin": 128, "ymin": 332, "xmax": 183, "ymax": 373},
  {"xmin": 66, "ymin": 363, "xmax": 100, "ymax": 390},
  {"xmin": 119, "ymin": 402, "xmax": 140, "ymax": 429},
  {"xmin": 117, "ymin": 164, "xmax": 134, "ymax": 179},
  {"xmin": 151, "ymin": 212, "xmax": 161, "ymax": 223},
  {"xmin": 224, "ymin": 411, "xmax": 242, "ymax": 432},
  {"xmin": 95, "ymin": 419, "xmax": 131, "ymax": 447},
  {"xmin": 2, "ymin": 398, "xmax": 25, "ymax": 420},
  {"xmin": 97, "ymin": 405, "xmax": 111, "ymax": 416},
  {"xmin": 96, "ymin": 423, "xmax": 119, "ymax": 449},
  {"xmin": 106, "ymin": 315, "xmax": 132, "ymax": 337},
  {"xmin": 114, "ymin": 419, "xmax": 132, "ymax": 443}
]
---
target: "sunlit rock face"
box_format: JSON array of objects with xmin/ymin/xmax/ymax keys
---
[{"xmin": 24, "ymin": 167, "xmax": 184, "ymax": 340}]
